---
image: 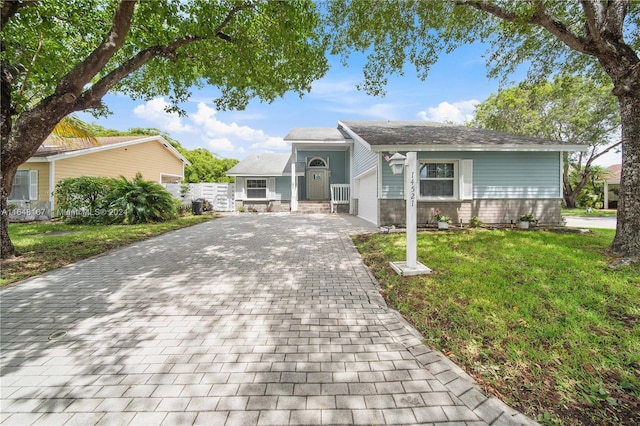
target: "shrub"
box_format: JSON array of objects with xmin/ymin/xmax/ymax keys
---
[
  {"xmin": 105, "ymin": 173, "xmax": 177, "ymax": 224},
  {"xmin": 469, "ymin": 216, "xmax": 483, "ymax": 228},
  {"xmin": 54, "ymin": 176, "xmax": 114, "ymax": 224}
]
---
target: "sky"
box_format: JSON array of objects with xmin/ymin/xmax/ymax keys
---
[{"xmin": 78, "ymin": 42, "xmax": 621, "ymax": 167}]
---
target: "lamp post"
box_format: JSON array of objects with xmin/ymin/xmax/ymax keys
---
[{"xmin": 388, "ymin": 152, "xmax": 432, "ymax": 276}]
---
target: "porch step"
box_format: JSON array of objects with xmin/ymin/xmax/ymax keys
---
[{"xmin": 296, "ymin": 201, "xmax": 331, "ymax": 214}]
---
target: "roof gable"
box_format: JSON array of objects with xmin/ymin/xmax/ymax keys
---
[{"xmin": 29, "ymin": 136, "xmax": 190, "ymax": 165}]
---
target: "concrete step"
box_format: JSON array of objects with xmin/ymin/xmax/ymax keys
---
[{"xmin": 296, "ymin": 201, "xmax": 331, "ymax": 214}]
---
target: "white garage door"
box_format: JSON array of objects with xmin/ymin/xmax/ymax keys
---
[{"xmin": 357, "ymin": 171, "xmax": 378, "ymax": 225}]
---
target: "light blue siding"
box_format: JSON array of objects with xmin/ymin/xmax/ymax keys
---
[
  {"xmin": 464, "ymin": 152, "xmax": 561, "ymax": 199},
  {"xmin": 354, "ymin": 140, "xmax": 378, "ymax": 177},
  {"xmin": 381, "ymin": 157, "xmax": 404, "ymax": 199},
  {"xmin": 275, "ymin": 176, "xmax": 291, "ymax": 200},
  {"xmin": 296, "ymin": 150, "xmax": 350, "ymax": 184},
  {"xmin": 381, "ymin": 151, "xmax": 561, "ymax": 199}
]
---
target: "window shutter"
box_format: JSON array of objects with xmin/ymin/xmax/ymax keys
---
[
  {"xmin": 267, "ymin": 178, "xmax": 275, "ymax": 200},
  {"xmin": 235, "ymin": 177, "xmax": 244, "ymax": 200},
  {"xmin": 460, "ymin": 160, "xmax": 473, "ymax": 200},
  {"xmin": 29, "ymin": 170, "xmax": 39, "ymax": 200}
]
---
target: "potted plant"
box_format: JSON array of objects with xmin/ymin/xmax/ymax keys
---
[
  {"xmin": 434, "ymin": 209, "xmax": 451, "ymax": 229},
  {"xmin": 518, "ymin": 213, "xmax": 535, "ymax": 229}
]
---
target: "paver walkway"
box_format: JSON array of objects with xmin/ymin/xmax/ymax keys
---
[{"xmin": 1, "ymin": 214, "xmax": 536, "ymax": 425}]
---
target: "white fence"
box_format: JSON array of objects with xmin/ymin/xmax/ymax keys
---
[{"xmin": 164, "ymin": 183, "xmax": 235, "ymax": 212}]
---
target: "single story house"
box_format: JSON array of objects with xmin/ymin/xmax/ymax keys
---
[
  {"xmin": 603, "ymin": 164, "xmax": 621, "ymax": 209},
  {"xmin": 8, "ymin": 135, "xmax": 190, "ymax": 220},
  {"xmin": 227, "ymin": 120, "xmax": 586, "ymax": 226}
]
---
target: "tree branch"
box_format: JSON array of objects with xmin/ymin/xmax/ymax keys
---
[
  {"xmin": 1, "ymin": 0, "xmax": 34, "ymax": 29},
  {"xmin": 55, "ymin": 0, "xmax": 137, "ymax": 97},
  {"xmin": 458, "ymin": 0, "xmax": 596, "ymax": 55},
  {"xmin": 73, "ymin": 3, "xmax": 251, "ymax": 110}
]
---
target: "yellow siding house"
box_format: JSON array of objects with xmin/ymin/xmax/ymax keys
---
[{"xmin": 8, "ymin": 135, "xmax": 190, "ymax": 220}]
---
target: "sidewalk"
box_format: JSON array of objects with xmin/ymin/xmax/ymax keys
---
[{"xmin": 1, "ymin": 214, "xmax": 536, "ymax": 425}]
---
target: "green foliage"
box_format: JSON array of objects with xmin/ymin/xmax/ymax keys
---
[
  {"xmin": 54, "ymin": 174, "xmax": 177, "ymax": 225},
  {"xmin": 84, "ymin": 124, "xmax": 239, "ymax": 183},
  {"xmin": 353, "ymin": 229, "xmax": 640, "ymax": 424},
  {"xmin": 54, "ymin": 177, "xmax": 114, "ymax": 224},
  {"xmin": 325, "ymin": 1, "xmax": 637, "ymax": 94},
  {"xmin": 105, "ymin": 173, "xmax": 177, "ymax": 224},
  {"xmin": 469, "ymin": 216, "xmax": 483, "ymax": 228},
  {"xmin": 2, "ymin": 0, "xmax": 328, "ymax": 116},
  {"xmin": 471, "ymin": 74, "xmax": 620, "ymax": 154}
]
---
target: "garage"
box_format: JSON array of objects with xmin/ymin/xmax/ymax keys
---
[{"xmin": 356, "ymin": 169, "xmax": 378, "ymax": 225}]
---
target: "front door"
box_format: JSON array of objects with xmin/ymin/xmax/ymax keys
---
[{"xmin": 306, "ymin": 169, "xmax": 328, "ymax": 200}]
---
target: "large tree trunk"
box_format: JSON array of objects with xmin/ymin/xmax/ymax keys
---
[{"xmin": 611, "ymin": 92, "xmax": 640, "ymax": 259}]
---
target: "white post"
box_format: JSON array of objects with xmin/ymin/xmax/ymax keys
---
[
  {"xmin": 291, "ymin": 157, "xmax": 298, "ymax": 212},
  {"xmin": 406, "ymin": 152, "xmax": 417, "ymax": 268},
  {"xmin": 388, "ymin": 151, "xmax": 431, "ymax": 276}
]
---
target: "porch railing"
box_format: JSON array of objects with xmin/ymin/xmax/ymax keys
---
[{"xmin": 330, "ymin": 184, "xmax": 350, "ymax": 213}]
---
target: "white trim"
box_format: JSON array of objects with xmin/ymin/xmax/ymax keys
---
[
  {"xmin": 160, "ymin": 173, "xmax": 182, "ymax": 183},
  {"xmin": 307, "ymin": 156, "xmax": 329, "ymax": 168},
  {"xmin": 460, "ymin": 159, "xmax": 473, "ymax": 200},
  {"xmin": 418, "ymin": 159, "xmax": 459, "ymax": 201},
  {"xmin": 353, "ymin": 165, "xmax": 376, "ymax": 181},
  {"xmin": 338, "ymin": 121, "xmax": 373, "ymax": 151},
  {"xmin": 28, "ymin": 170, "xmax": 38, "ymax": 200},
  {"xmin": 49, "ymin": 161, "xmax": 56, "ymax": 213},
  {"xmin": 245, "ymin": 178, "xmax": 268, "ymax": 200}
]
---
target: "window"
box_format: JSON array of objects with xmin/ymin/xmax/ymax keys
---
[
  {"xmin": 246, "ymin": 179, "xmax": 267, "ymax": 199},
  {"xmin": 420, "ymin": 162, "xmax": 456, "ymax": 198},
  {"xmin": 9, "ymin": 170, "xmax": 38, "ymax": 200},
  {"xmin": 308, "ymin": 157, "xmax": 327, "ymax": 168}
]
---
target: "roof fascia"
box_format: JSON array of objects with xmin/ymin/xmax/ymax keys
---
[{"xmin": 338, "ymin": 121, "xmax": 372, "ymax": 151}]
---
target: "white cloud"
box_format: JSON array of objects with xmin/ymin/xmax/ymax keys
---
[
  {"xmin": 249, "ymin": 136, "xmax": 288, "ymax": 151},
  {"xmin": 191, "ymin": 102, "xmax": 286, "ymax": 155},
  {"xmin": 417, "ymin": 99, "xmax": 480, "ymax": 124},
  {"xmin": 133, "ymin": 97, "xmax": 194, "ymax": 132},
  {"xmin": 206, "ymin": 137, "xmax": 236, "ymax": 152}
]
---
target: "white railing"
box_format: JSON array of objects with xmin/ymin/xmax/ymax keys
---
[{"xmin": 330, "ymin": 184, "xmax": 350, "ymax": 213}]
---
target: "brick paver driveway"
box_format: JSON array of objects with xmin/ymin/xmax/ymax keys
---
[{"xmin": 1, "ymin": 213, "xmax": 535, "ymax": 425}]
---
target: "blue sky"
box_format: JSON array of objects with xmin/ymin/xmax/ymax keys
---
[{"xmin": 78, "ymin": 42, "xmax": 621, "ymax": 166}]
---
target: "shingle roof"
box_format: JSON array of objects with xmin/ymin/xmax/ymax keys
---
[
  {"xmin": 226, "ymin": 153, "xmax": 295, "ymax": 176},
  {"xmin": 32, "ymin": 136, "xmax": 150, "ymax": 157},
  {"xmin": 284, "ymin": 127, "xmax": 350, "ymax": 141},
  {"xmin": 340, "ymin": 120, "xmax": 586, "ymax": 150},
  {"xmin": 605, "ymin": 164, "xmax": 622, "ymax": 183}
]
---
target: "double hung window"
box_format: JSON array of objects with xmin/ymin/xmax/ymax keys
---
[
  {"xmin": 246, "ymin": 179, "xmax": 267, "ymax": 199},
  {"xmin": 419, "ymin": 162, "xmax": 456, "ymax": 198}
]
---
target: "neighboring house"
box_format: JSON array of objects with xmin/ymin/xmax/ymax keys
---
[
  {"xmin": 603, "ymin": 164, "xmax": 621, "ymax": 209},
  {"xmin": 227, "ymin": 120, "xmax": 586, "ymax": 226},
  {"xmin": 8, "ymin": 135, "xmax": 190, "ymax": 220}
]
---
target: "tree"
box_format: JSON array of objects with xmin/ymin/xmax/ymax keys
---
[
  {"xmin": 325, "ymin": 0, "xmax": 639, "ymax": 260},
  {"xmin": 471, "ymin": 74, "xmax": 621, "ymax": 208},
  {"xmin": 86, "ymin": 124, "xmax": 239, "ymax": 183},
  {"xmin": 1, "ymin": 0, "xmax": 327, "ymax": 258}
]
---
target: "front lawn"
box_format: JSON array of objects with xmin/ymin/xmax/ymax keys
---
[
  {"xmin": 562, "ymin": 208, "xmax": 617, "ymax": 217},
  {"xmin": 1, "ymin": 215, "xmax": 215, "ymax": 285},
  {"xmin": 353, "ymin": 228, "xmax": 639, "ymax": 425}
]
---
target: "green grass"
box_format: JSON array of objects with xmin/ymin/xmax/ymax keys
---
[
  {"xmin": 562, "ymin": 208, "xmax": 617, "ymax": 217},
  {"xmin": 1, "ymin": 215, "xmax": 215, "ymax": 285},
  {"xmin": 353, "ymin": 229, "xmax": 639, "ymax": 425}
]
